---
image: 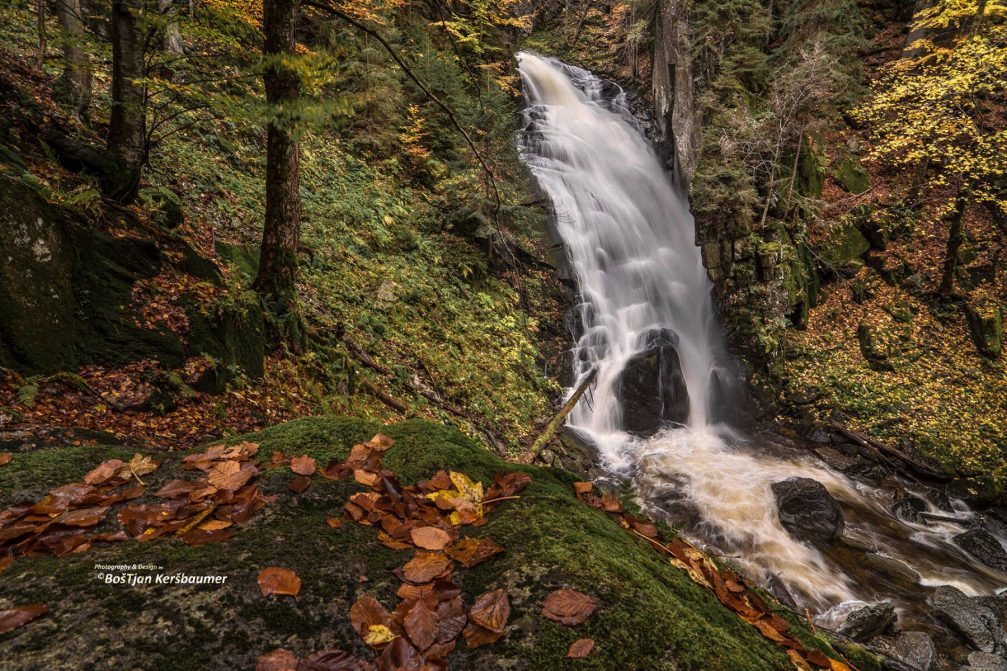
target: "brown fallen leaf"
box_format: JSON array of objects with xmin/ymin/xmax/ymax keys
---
[
  {"xmin": 297, "ymin": 649, "xmax": 368, "ymax": 671},
  {"xmin": 0, "ymin": 453, "xmax": 12, "ymax": 466},
  {"xmin": 573, "ymin": 482, "xmax": 593, "ymax": 494},
  {"xmin": 462, "ymin": 622, "xmax": 503, "ymax": 648},
  {"xmin": 567, "ymin": 638, "xmax": 595, "ymax": 658},
  {"xmin": 258, "ymin": 567, "xmax": 301, "ymax": 598},
  {"xmin": 400, "ymin": 552, "xmax": 453, "ymax": 584},
  {"xmin": 446, "ymin": 536, "xmax": 504, "ymax": 568},
  {"xmin": 542, "ymin": 588, "xmax": 599, "ymax": 626},
  {"xmin": 349, "ymin": 595, "xmax": 393, "ymax": 638},
  {"xmin": 326, "ymin": 517, "xmax": 342, "ymax": 529},
  {"xmin": 410, "ymin": 526, "xmax": 452, "ymax": 551},
  {"xmin": 0, "ymin": 550, "xmax": 13, "ymax": 572},
  {"xmin": 256, "ymin": 648, "xmax": 298, "ymax": 671},
  {"xmin": 0, "ymin": 604, "xmax": 49, "ymax": 634},
  {"xmin": 468, "ymin": 588, "xmax": 509, "ymax": 634},
  {"xmin": 403, "ymin": 599, "xmax": 439, "ymax": 651},
  {"xmin": 83, "ymin": 459, "xmax": 125, "ymax": 486},
  {"xmin": 289, "ymin": 476, "xmax": 312, "ymax": 494},
  {"xmin": 291, "ymin": 455, "xmax": 317, "ymax": 477}
]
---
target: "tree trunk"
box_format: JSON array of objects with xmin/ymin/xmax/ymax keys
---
[
  {"xmin": 939, "ymin": 190, "xmax": 968, "ymax": 296},
  {"xmin": 107, "ymin": 0, "xmax": 147, "ymax": 203},
  {"xmin": 55, "ymin": 0, "xmax": 93, "ymax": 121},
  {"xmin": 254, "ymin": 0, "xmax": 303, "ymax": 348},
  {"xmin": 158, "ymin": 0, "xmax": 184, "ymax": 54}
]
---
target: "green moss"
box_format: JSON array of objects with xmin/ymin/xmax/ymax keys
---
[
  {"xmin": 0, "ymin": 416, "xmax": 821, "ymax": 670},
  {"xmin": 832, "ymin": 154, "xmax": 870, "ymax": 194}
]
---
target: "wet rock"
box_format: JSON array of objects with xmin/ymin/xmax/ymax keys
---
[
  {"xmin": 766, "ymin": 573, "xmax": 799, "ymax": 611},
  {"xmin": 772, "ymin": 477, "xmax": 845, "ymax": 544},
  {"xmin": 840, "ymin": 528, "xmax": 879, "ymax": 552},
  {"xmin": 932, "ymin": 585, "xmax": 1006, "ymax": 653},
  {"xmin": 890, "ymin": 631, "xmax": 936, "ymax": 671},
  {"xmin": 838, "ymin": 601, "xmax": 898, "ymax": 641},
  {"xmin": 954, "ymin": 530, "xmax": 1007, "ymax": 573},
  {"xmin": 862, "ymin": 552, "xmax": 921, "ymax": 586},
  {"xmin": 893, "ymin": 495, "xmax": 928, "ymax": 524},
  {"xmin": 618, "ymin": 329, "xmax": 689, "ymax": 435},
  {"xmin": 965, "ymin": 651, "xmax": 1007, "ymax": 671}
]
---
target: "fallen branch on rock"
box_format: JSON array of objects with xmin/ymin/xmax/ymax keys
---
[
  {"xmin": 827, "ymin": 421, "xmax": 950, "ymax": 483},
  {"xmin": 530, "ymin": 367, "xmax": 598, "ymax": 461}
]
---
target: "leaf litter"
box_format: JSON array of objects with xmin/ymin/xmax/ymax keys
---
[{"xmin": 255, "ymin": 433, "xmax": 533, "ymax": 670}]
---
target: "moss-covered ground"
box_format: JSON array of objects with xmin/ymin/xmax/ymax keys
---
[{"xmin": 0, "ymin": 416, "xmax": 836, "ymax": 671}]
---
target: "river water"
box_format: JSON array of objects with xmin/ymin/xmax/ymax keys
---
[{"xmin": 515, "ymin": 52, "xmax": 1004, "ymax": 625}]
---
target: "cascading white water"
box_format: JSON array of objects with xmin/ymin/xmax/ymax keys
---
[{"xmin": 517, "ymin": 52, "xmax": 1003, "ymax": 615}]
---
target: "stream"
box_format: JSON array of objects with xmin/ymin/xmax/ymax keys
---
[{"xmin": 515, "ymin": 52, "xmax": 1005, "ymax": 636}]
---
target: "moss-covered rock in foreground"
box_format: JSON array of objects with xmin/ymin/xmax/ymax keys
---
[{"xmin": 1, "ymin": 417, "xmax": 823, "ymax": 670}]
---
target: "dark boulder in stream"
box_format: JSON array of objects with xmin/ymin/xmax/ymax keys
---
[
  {"xmin": 932, "ymin": 585, "xmax": 1007, "ymax": 654},
  {"xmin": 772, "ymin": 477, "xmax": 845, "ymax": 544},
  {"xmin": 954, "ymin": 529, "xmax": 1007, "ymax": 573},
  {"xmin": 838, "ymin": 601, "xmax": 898, "ymax": 641},
  {"xmin": 618, "ymin": 329, "xmax": 689, "ymax": 435}
]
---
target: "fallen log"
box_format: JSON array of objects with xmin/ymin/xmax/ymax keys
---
[
  {"xmin": 826, "ymin": 421, "xmax": 950, "ymax": 483},
  {"xmin": 530, "ymin": 367, "xmax": 598, "ymax": 461}
]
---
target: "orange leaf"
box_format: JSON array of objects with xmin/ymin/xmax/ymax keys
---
[
  {"xmin": 410, "ymin": 526, "xmax": 452, "ymax": 551},
  {"xmin": 290, "ymin": 455, "xmax": 316, "ymax": 477},
  {"xmin": 257, "ymin": 567, "xmax": 301, "ymax": 598},
  {"xmin": 567, "ymin": 638, "xmax": 595, "ymax": 658}
]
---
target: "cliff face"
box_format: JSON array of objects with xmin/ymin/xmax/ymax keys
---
[{"xmin": 652, "ymin": 0, "xmax": 700, "ymax": 182}]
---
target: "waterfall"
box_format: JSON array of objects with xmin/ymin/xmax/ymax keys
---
[{"xmin": 516, "ymin": 52, "xmax": 1003, "ymax": 614}]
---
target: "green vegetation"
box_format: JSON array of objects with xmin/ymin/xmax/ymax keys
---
[{"xmin": 1, "ymin": 416, "xmax": 822, "ymax": 670}]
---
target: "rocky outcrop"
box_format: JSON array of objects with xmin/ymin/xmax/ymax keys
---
[
  {"xmin": 932, "ymin": 585, "xmax": 1007, "ymax": 654},
  {"xmin": 890, "ymin": 631, "xmax": 936, "ymax": 671},
  {"xmin": 772, "ymin": 477, "xmax": 844, "ymax": 544},
  {"xmin": 618, "ymin": 329, "xmax": 690, "ymax": 435},
  {"xmin": 965, "ymin": 651, "xmax": 1007, "ymax": 671},
  {"xmin": 954, "ymin": 529, "xmax": 1007, "ymax": 573},
  {"xmin": 0, "ymin": 176, "xmax": 264, "ymax": 386},
  {"xmin": 838, "ymin": 601, "xmax": 898, "ymax": 642},
  {"xmin": 652, "ymin": 0, "xmax": 699, "ymax": 181}
]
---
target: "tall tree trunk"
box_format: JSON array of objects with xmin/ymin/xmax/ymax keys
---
[
  {"xmin": 158, "ymin": 0, "xmax": 184, "ymax": 54},
  {"xmin": 107, "ymin": 0, "xmax": 147, "ymax": 203},
  {"xmin": 939, "ymin": 190, "xmax": 968, "ymax": 296},
  {"xmin": 55, "ymin": 0, "xmax": 93, "ymax": 121},
  {"xmin": 254, "ymin": 0, "xmax": 304, "ymax": 348}
]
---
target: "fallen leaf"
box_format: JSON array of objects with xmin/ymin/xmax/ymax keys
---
[
  {"xmin": 567, "ymin": 638, "xmax": 595, "ymax": 658},
  {"xmin": 363, "ymin": 623, "xmax": 397, "ymax": 647},
  {"xmin": 410, "ymin": 526, "xmax": 451, "ymax": 551},
  {"xmin": 468, "ymin": 588, "xmax": 509, "ymax": 634},
  {"xmin": 297, "ymin": 649, "xmax": 367, "ymax": 671},
  {"xmin": 446, "ymin": 536, "xmax": 504, "ymax": 568},
  {"xmin": 350, "ymin": 595, "xmax": 392, "ymax": 638},
  {"xmin": 83, "ymin": 459, "xmax": 125, "ymax": 485},
  {"xmin": 377, "ymin": 636, "xmax": 419, "ymax": 670},
  {"xmin": 462, "ymin": 622, "xmax": 502, "ymax": 648},
  {"xmin": 403, "ymin": 600, "xmax": 438, "ymax": 651},
  {"xmin": 291, "ymin": 455, "xmax": 317, "ymax": 477},
  {"xmin": 256, "ymin": 648, "xmax": 298, "ymax": 671},
  {"xmin": 0, "ymin": 453, "xmax": 12, "ymax": 466},
  {"xmin": 788, "ymin": 649, "xmax": 814, "ymax": 671},
  {"xmin": 326, "ymin": 517, "xmax": 342, "ymax": 529},
  {"xmin": 0, "ymin": 604, "xmax": 49, "ymax": 634},
  {"xmin": 542, "ymin": 589, "xmax": 599, "ymax": 626},
  {"xmin": 258, "ymin": 567, "xmax": 301, "ymax": 598},
  {"xmin": 573, "ymin": 482, "xmax": 593, "ymax": 494},
  {"xmin": 400, "ymin": 552, "xmax": 453, "ymax": 584},
  {"xmin": 129, "ymin": 453, "xmax": 160, "ymax": 480},
  {"xmin": 208, "ymin": 460, "xmax": 258, "ymax": 491},
  {"xmin": 289, "ymin": 476, "xmax": 312, "ymax": 494}
]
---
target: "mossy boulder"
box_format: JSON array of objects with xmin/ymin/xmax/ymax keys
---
[
  {"xmin": 0, "ymin": 177, "xmax": 263, "ymax": 383},
  {"xmin": 818, "ymin": 220, "xmax": 870, "ymax": 276},
  {"xmin": 0, "ymin": 416, "xmax": 824, "ymax": 671},
  {"xmin": 963, "ymin": 301, "xmax": 1003, "ymax": 360},
  {"xmin": 832, "ymin": 154, "xmax": 870, "ymax": 195}
]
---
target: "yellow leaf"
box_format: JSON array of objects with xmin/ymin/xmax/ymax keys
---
[{"xmin": 363, "ymin": 624, "xmax": 397, "ymax": 647}]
